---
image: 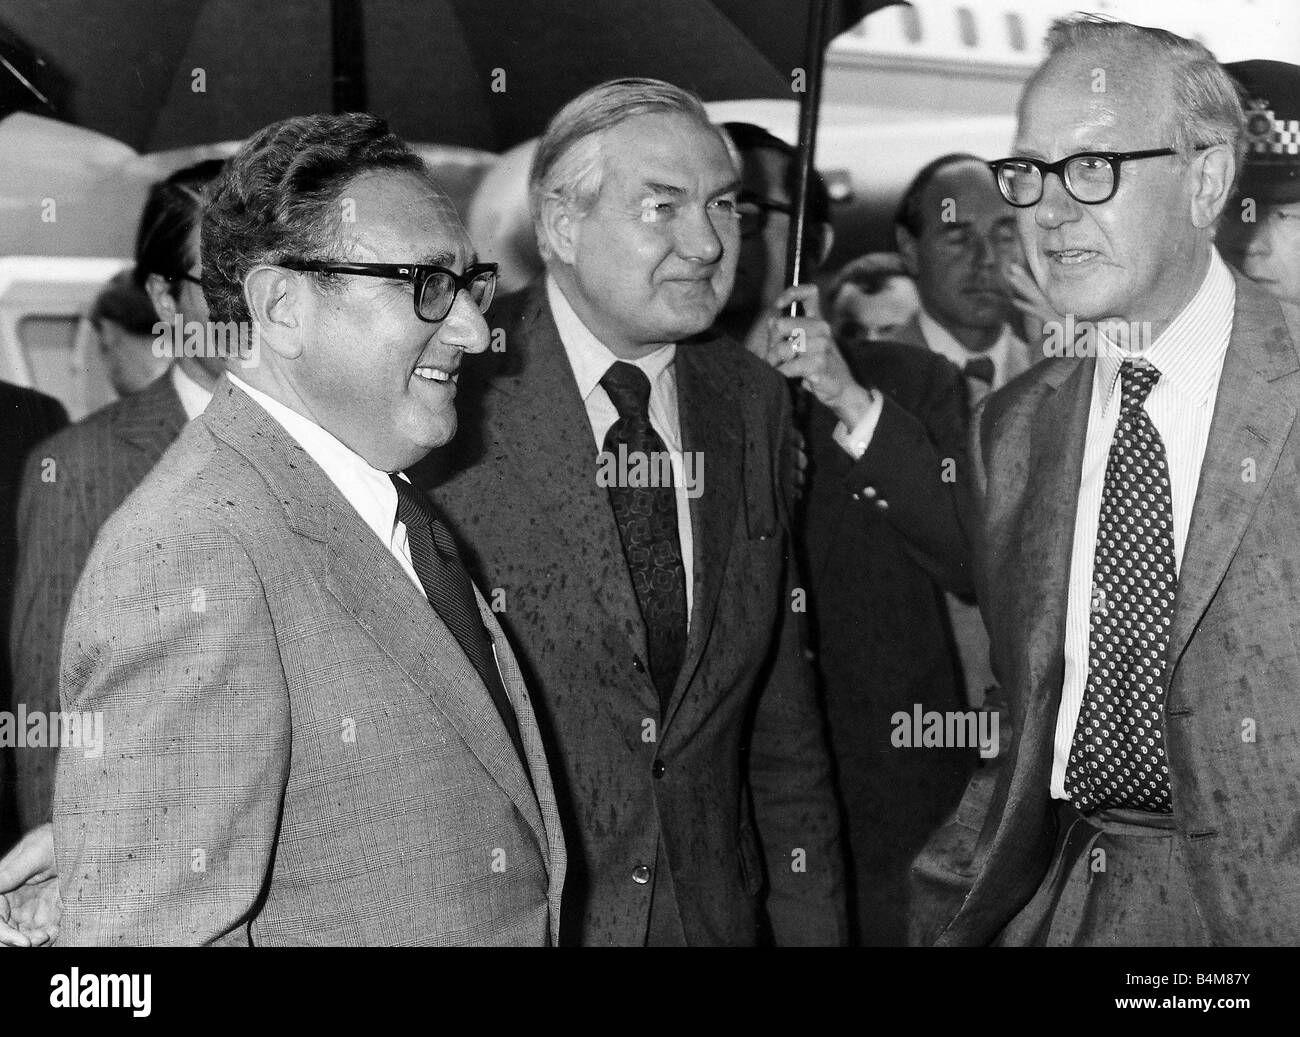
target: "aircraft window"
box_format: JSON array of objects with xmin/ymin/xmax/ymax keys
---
[
  {"xmin": 17, "ymin": 315, "xmax": 82, "ymax": 405},
  {"xmin": 1006, "ymin": 12, "xmax": 1027, "ymax": 51},
  {"xmin": 957, "ymin": 7, "xmax": 978, "ymax": 47},
  {"xmin": 900, "ymin": 5, "xmax": 922, "ymax": 43}
]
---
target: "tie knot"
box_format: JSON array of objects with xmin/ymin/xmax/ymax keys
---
[
  {"xmin": 600, "ymin": 361, "xmax": 652, "ymax": 423},
  {"xmin": 963, "ymin": 356, "xmax": 995, "ymax": 385},
  {"xmin": 1119, "ymin": 359, "xmax": 1161, "ymax": 415},
  {"xmin": 390, "ymin": 473, "xmax": 434, "ymax": 529}
]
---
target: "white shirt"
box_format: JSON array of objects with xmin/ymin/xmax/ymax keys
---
[
  {"xmin": 170, "ymin": 363, "xmax": 215, "ymax": 421},
  {"xmin": 1051, "ymin": 250, "xmax": 1236, "ymax": 799},
  {"xmin": 547, "ymin": 275, "xmax": 695, "ymax": 619},
  {"xmin": 918, "ymin": 310, "xmax": 1024, "ymax": 392},
  {"xmin": 226, "ymin": 373, "xmax": 426, "ymax": 598}
]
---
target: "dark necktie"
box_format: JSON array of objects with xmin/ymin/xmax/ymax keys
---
[
  {"xmin": 600, "ymin": 361, "xmax": 688, "ymax": 709},
  {"xmin": 390, "ymin": 474, "xmax": 529, "ymax": 770},
  {"xmin": 1065, "ymin": 360, "xmax": 1176, "ymax": 813},
  {"xmin": 963, "ymin": 356, "xmax": 996, "ymax": 408}
]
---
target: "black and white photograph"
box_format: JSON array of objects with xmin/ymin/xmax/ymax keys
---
[{"xmin": 0, "ymin": 0, "xmax": 1296, "ymax": 1018}]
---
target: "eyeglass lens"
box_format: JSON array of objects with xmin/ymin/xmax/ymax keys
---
[
  {"xmin": 998, "ymin": 156, "xmax": 1116, "ymax": 206},
  {"xmin": 417, "ymin": 270, "xmax": 496, "ymax": 321}
]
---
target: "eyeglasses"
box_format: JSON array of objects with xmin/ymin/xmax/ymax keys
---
[
  {"xmin": 988, "ymin": 145, "xmax": 1214, "ymax": 207},
  {"xmin": 736, "ymin": 193, "xmax": 826, "ymax": 258},
  {"xmin": 171, "ymin": 271, "xmax": 203, "ymax": 288},
  {"xmin": 278, "ymin": 260, "xmax": 499, "ymax": 323},
  {"xmin": 736, "ymin": 194, "xmax": 793, "ymax": 238}
]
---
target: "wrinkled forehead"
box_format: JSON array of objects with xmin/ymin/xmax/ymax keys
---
[
  {"xmin": 336, "ymin": 168, "xmax": 471, "ymax": 262},
  {"xmin": 1017, "ymin": 49, "xmax": 1176, "ymax": 151},
  {"xmin": 600, "ymin": 112, "xmax": 738, "ymax": 192}
]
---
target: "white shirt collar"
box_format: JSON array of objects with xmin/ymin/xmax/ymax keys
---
[
  {"xmin": 917, "ymin": 309, "xmax": 1019, "ymax": 379},
  {"xmin": 1095, "ymin": 248, "xmax": 1236, "ymax": 410},
  {"xmin": 169, "ymin": 363, "xmax": 214, "ymax": 421},
  {"xmin": 225, "ymin": 372, "xmax": 399, "ymax": 548},
  {"xmin": 546, "ymin": 275, "xmax": 676, "ymax": 399}
]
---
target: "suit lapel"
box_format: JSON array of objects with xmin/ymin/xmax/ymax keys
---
[
  {"xmin": 1167, "ymin": 278, "xmax": 1300, "ymax": 672},
  {"xmin": 668, "ymin": 342, "xmax": 743, "ymax": 721},
  {"xmin": 1012, "ymin": 358, "xmax": 1095, "ymax": 707},
  {"xmin": 202, "ymin": 380, "xmax": 548, "ymax": 849}
]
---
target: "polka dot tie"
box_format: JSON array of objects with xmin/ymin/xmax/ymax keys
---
[{"xmin": 1065, "ymin": 360, "xmax": 1175, "ymax": 814}]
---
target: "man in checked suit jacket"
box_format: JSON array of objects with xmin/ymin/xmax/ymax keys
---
[
  {"xmin": 52, "ymin": 113, "xmax": 564, "ymax": 945},
  {"xmin": 416, "ymin": 79, "xmax": 845, "ymax": 946},
  {"xmin": 940, "ymin": 18, "xmax": 1300, "ymax": 945}
]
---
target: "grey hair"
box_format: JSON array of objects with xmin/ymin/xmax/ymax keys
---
[
  {"xmin": 202, "ymin": 112, "xmax": 441, "ymax": 325},
  {"xmin": 527, "ymin": 77, "xmax": 740, "ymax": 259},
  {"xmin": 1042, "ymin": 16, "xmax": 1247, "ymax": 192}
]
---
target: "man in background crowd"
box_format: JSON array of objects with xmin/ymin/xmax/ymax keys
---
[
  {"xmin": 1218, "ymin": 59, "xmax": 1300, "ymax": 307},
  {"xmin": 9, "ymin": 159, "xmax": 225, "ymax": 834},
  {"xmin": 825, "ymin": 252, "xmax": 920, "ymax": 347},
  {"xmin": 893, "ymin": 152, "xmax": 1037, "ymax": 709},
  {"xmin": 718, "ymin": 121, "xmax": 976, "ymax": 945}
]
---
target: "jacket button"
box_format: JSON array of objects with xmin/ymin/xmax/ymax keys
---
[
  {"xmin": 632, "ymin": 865, "xmax": 652, "ymax": 884},
  {"xmin": 632, "ymin": 656, "xmax": 646, "ymax": 673},
  {"xmin": 652, "ymin": 759, "xmax": 666, "ymax": 779},
  {"xmin": 862, "ymin": 486, "xmax": 877, "ymax": 499},
  {"xmin": 876, "ymin": 499, "xmax": 889, "ymax": 511}
]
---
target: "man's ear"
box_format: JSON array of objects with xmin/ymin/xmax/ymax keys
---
[
  {"xmin": 244, "ymin": 265, "xmax": 304, "ymax": 360},
  {"xmin": 1190, "ymin": 143, "xmax": 1236, "ymax": 229},
  {"xmin": 817, "ymin": 223, "xmax": 836, "ymax": 268},
  {"xmin": 144, "ymin": 273, "xmax": 180, "ymax": 325},
  {"xmin": 539, "ymin": 197, "xmax": 580, "ymax": 266},
  {"xmin": 896, "ymin": 224, "xmax": 920, "ymax": 278}
]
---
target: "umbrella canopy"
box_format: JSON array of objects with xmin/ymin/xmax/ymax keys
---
[{"xmin": 1, "ymin": 0, "xmax": 883, "ymax": 153}]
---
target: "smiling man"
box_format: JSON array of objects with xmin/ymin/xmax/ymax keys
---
[
  {"xmin": 51, "ymin": 113, "xmax": 566, "ymax": 946},
  {"xmin": 417, "ymin": 79, "xmax": 845, "ymax": 946},
  {"xmin": 937, "ymin": 17, "xmax": 1300, "ymax": 946}
]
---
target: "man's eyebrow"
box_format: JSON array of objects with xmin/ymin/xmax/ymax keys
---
[
  {"xmin": 641, "ymin": 181, "xmax": 686, "ymax": 197},
  {"xmin": 414, "ymin": 250, "xmax": 459, "ymax": 266},
  {"xmin": 712, "ymin": 178, "xmax": 742, "ymax": 196}
]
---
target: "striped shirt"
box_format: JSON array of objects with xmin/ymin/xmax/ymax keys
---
[{"xmin": 1050, "ymin": 249, "xmax": 1236, "ymax": 799}]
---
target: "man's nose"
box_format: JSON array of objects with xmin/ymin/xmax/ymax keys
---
[
  {"xmin": 676, "ymin": 208, "xmax": 726, "ymax": 264},
  {"xmin": 1034, "ymin": 173, "xmax": 1082, "ymax": 230},
  {"xmin": 1244, "ymin": 219, "xmax": 1274, "ymax": 257},
  {"xmin": 438, "ymin": 288, "xmax": 491, "ymax": 354}
]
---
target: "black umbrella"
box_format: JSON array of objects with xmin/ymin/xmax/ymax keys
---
[{"xmin": 0, "ymin": 0, "xmax": 884, "ymax": 152}]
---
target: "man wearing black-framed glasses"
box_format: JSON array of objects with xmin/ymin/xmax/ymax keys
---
[
  {"xmin": 937, "ymin": 17, "xmax": 1300, "ymax": 949},
  {"xmin": 49, "ymin": 113, "xmax": 566, "ymax": 947}
]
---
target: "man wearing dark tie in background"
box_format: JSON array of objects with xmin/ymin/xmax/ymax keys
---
[
  {"xmin": 418, "ymin": 78, "xmax": 844, "ymax": 946},
  {"xmin": 715, "ymin": 122, "xmax": 976, "ymax": 946},
  {"xmin": 941, "ymin": 17, "xmax": 1300, "ymax": 945},
  {"xmin": 892, "ymin": 152, "xmax": 1035, "ymax": 713}
]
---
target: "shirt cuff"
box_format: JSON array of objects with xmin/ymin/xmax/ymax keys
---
[{"xmin": 831, "ymin": 391, "xmax": 885, "ymax": 461}]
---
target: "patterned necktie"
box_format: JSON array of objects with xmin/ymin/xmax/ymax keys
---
[
  {"xmin": 390, "ymin": 474, "xmax": 529, "ymax": 770},
  {"xmin": 1065, "ymin": 360, "xmax": 1175, "ymax": 813},
  {"xmin": 600, "ymin": 361, "xmax": 688, "ymax": 709},
  {"xmin": 963, "ymin": 356, "xmax": 996, "ymax": 408}
]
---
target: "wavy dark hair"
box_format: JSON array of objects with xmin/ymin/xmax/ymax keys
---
[{"xmin": 201, "ymin": 112, "xmax": 437, "ymax": 326}]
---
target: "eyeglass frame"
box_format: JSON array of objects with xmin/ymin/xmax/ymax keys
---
[
  {"xmin": 988, "ymin": 144, "xmax": 1216, "ymax": 208},
  {"xmin": 277, "ymin": 260, "xmax": 499, "ymax": 323}
]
